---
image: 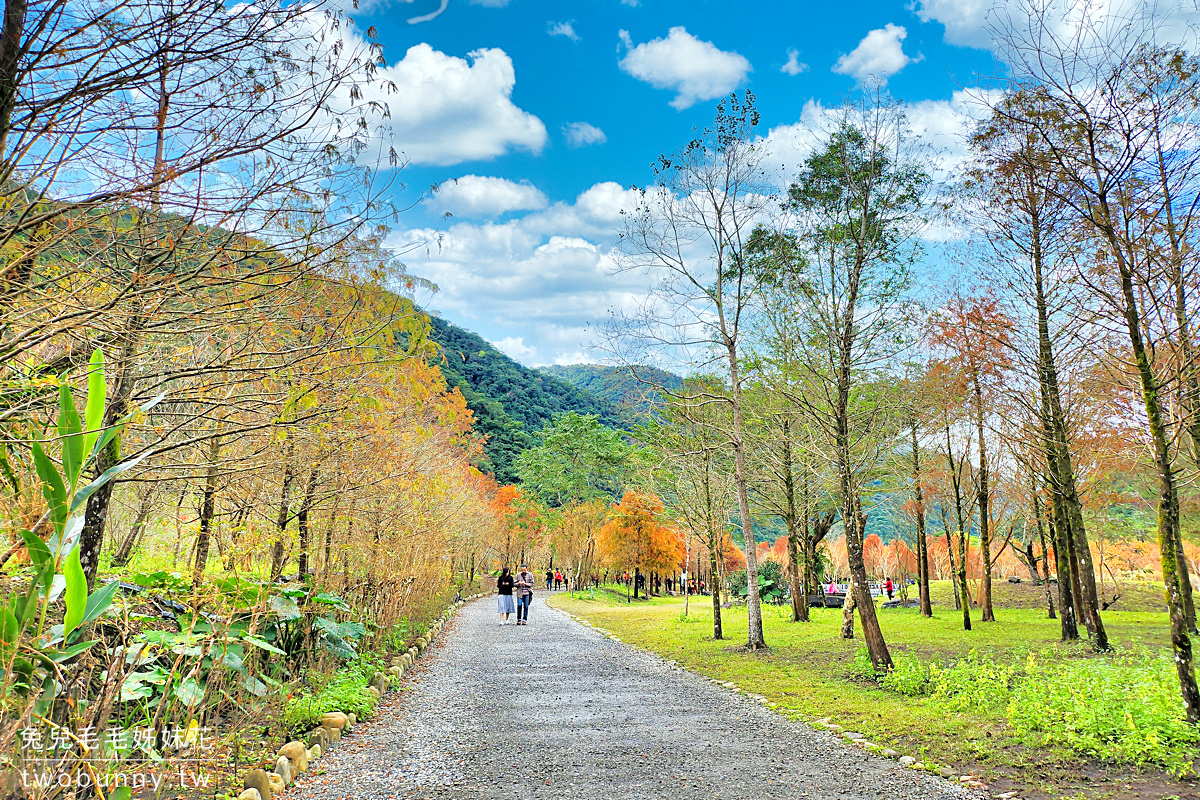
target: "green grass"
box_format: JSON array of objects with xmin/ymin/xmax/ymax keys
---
[{"xmin": 550, "ymin": 589, "xmax": 1196, "ymax": 799}]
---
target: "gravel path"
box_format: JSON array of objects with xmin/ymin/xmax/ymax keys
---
[{"xmin": 289, "ymin": 596, "xmax": 983, "ymax": 800}]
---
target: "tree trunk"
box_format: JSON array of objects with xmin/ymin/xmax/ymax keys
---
[
  {"xmin": 111, "ymin": 483, "xmax": 158, "ymax": 569},
  {"xmin": 1095, "ymin": 192, "xmax": 1199, "ymax": 720},
  {"xmin": 911, "ymin": 421, "xmax": 932, "ymax": 617},
  {"xmin": 191, "ymin": 435, "xmax": 221, "ymax": 588},
  {"xmin": 973, "ymin": 385, "xmax": 995, "ymax": 622},
  {"xmin": 945, "ymin": 422, "xmax": 972, "ymax": 630},
  {"xmin": 1032, "ymin": 491, "xmax": 1056, "ymax": 619},
  {"xmin": 79, "ymin": 321, "xmax": 142, "ymax": 588},
  {"xmin": 271, "ymin": 442, "xmax": 295, "ymax": 581},
  {"xmin": 783, "ymin": 425, "xmax": 808, "ymax": 622},
  {"xmin": 727, "ymin": 344, "xmax": 766, "ymax": 650},
  {"xmin": 297, "ymin": 466, "xmax": 319, "ymax": 578}
]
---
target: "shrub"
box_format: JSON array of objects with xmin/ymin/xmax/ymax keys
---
[
  {"xmin": 881, "ymin": 650, "xmax": 931, "ymax": 697},
  {"xmin": 875, "ymin": 648, "xmax": 1200, "ymax": 777},
  {"xmin": 283, "ymin": 663, "xmax": 380, "ymax": 734}
]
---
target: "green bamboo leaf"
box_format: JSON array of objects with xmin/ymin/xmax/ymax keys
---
[
  {"xmin": 48, "ymin": 639, "xmax": 97, "ymax": 662},
  {"xmin": 32, "ymin": 442, "xmax": 67, "ymax": 534},
  {"xmin": 110, "ymin": 788, "xmax": 132, "ymax": 800},
  {"xmin": 79, "ymin": 581, "xmax": 120, "ymax": 628},
  {"xmin": 81, "ymin": 349, "xmax": 105, "ymax": 461},
  {"xmin": 57, "ymin": 385, "xmax": 83, "ymax": 491},
  {"xmin": 19, "ymin": 529, "xmax": 51, "ymax": 572},
  {"xmin": 1, "ymin": 608, "xmax": 19, "ymax": 645},
  {"xmin": 62, "ymin": 548, "xmax": 86, "ymax": 639},
  {"xmin": 69, "ymin": 450, "xmax": 150, "ymax": 515}
]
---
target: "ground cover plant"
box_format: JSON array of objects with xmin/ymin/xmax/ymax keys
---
[{"xmin": 551, "ymin": 589, "xmax": 1198, "ymax": 800}]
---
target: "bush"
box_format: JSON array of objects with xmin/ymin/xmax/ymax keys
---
[
  {"xmin": 870, "ymin": 648, "xmax": 1200, "ymax": 777},
  {"xmin": 880, "ymin": 650, "xmax": 931, "ymax": 697},
  {"xmin": 283, "ymin": 663, "xmax": 380, "ymax": 734}
]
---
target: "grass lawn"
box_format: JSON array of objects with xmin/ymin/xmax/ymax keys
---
[{"xmin": 549, "ymin": 586, "xmax": 1198, "ymax": 800}]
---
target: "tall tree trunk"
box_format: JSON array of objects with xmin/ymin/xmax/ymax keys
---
[
  {"xmin": 783, "ymin": 424, "xmax": 808, "ymax": 622},
  {"xmin": 79, "ymin": 319, "xmax": 142, "ymax": 588},
  {"xmin": 191, "ymin": 434, "xmax": 222, "ymax": 588},
  {"xmin": 271, "ymin": 442, "xmax": 295, "ymax": 581},
  {"xmin": 727, "ymin": 345, "xmax": 766, "ymax": 649},
  {"xmin": 296, "ymin": 466, "xmax": 319, "ymax": 577},
  {"xmin": 911, "ymin": 421, "xmax": 932, "ymax": 617},
  {"xmin": 702, "ymin": 455, "xmax": 722, "ymax": 639},
  {"xmin": 973, "ymin": 384, "xmax": 995, "ymax": 622},
  {"xmin": 1094, "ymin": 193, "xmax": 1200, "ymax": 720},
  {"xmin": 111, "ymin": 483, "xmax": 158, "ymax": 568},
  {"xmin": 945, "ymin": 422, "xmax": 972, "ymax": 630},
  {"xmin": 1032, "ymin": 491, "xmax": 1056, "ymax": 619}
]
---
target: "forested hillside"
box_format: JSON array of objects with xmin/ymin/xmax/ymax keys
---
[
  {"xmin": 539, "ymin": 364, "xmax": 682, "ymax": 419},
  {"xmin": 423, "ymin": 317, "xmax": 623, "ymax": 482}
]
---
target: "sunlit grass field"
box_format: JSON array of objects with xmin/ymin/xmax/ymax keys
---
[{"xmin": 550, "ymin": 587, "xmax": 1194, "ymax": 800}]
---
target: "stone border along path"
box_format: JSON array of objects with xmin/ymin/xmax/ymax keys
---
[{"xmin": 287, "ymin": 595, "xmax": 991, "ymax": 800}]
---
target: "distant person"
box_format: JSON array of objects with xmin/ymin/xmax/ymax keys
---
[
  {"xmin": 554, "ymin": 570, "xmax": 563, "ymax": 590},
  {"xmin": 515, "ymin": 565, "xmax": 535, "ymax": 625},
  {"xmin": 665, "ymin": 577, "xmax": 673, "ymax": 594},
  {"xmin": 545, "ymin": 569, "xmax": 553, "ymax": 591},
  {"xmin": 563, "ymin": 573, "xmax": 569, "ymax": 592},
  {"xmin": 827, "ymin": 580, "xmax": 838, "ymax": 594},
  {"xmin": 885, "ymin": 578, "xmax": 894, "ymax": 600},
  {"xmin": 497, "ymin": 567, "xmax": 515, "ymax": 625}
]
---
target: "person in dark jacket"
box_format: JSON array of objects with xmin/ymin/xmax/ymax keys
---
[{"xmin": 497, "ymin": 567, "xmax": 515, "ymax": 625}]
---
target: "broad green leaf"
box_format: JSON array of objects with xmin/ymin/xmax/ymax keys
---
[
  {"xmin": 57, "ymin": 385, "xmax": 83, "ymax": 491},
  {"xmin": 81, "ymin": 391, "xmax": 166, "ymax": 473},
  {"xmin": 111, "ymin": 788, "xmax": 133, "ymax": 800},
  {"xmin": 69, "ymin": 450, "xmax": 150, "ymax": 515},
  {"xmin": 173, "ymin": 677, "xmax": 204, "ymax": 707},
  {"xmin": 81, "ymin": 349, "xmax": 105, "ymax": 461},
  {"xmin": 243, "ymin": 676, "xmax": 267, "ymax": 697},
  {"xmin": 32, "ymin": 442, "xmax": 67, "ymax": 534},
  {"xmin": 242, "ymin": 634, "xmax": 287, "ymax": 656},
  {"xmin": 1, "ymin": 608, "xmax": 18, "ymax": 645},
  {"xmin": 48, "ymin": 639, "xmax": 96, "ymax": 662},
  {"xmin": 20, "ymin": 529, "xmax": 51, "ymax": 572},
  {"xmin": 120, "ymin": 677, "xmax": 155, "ymax": 702},
  {"xmin": 269, "ymin": 595, "xmax": 302, "ymax": 622},
  {"xmin": 78, "ymin": 581, "xmax": 120, "ymax": 628},
  {"xmin": 62, "ymin": 548, "xmax": 86, "ymax": 639}
]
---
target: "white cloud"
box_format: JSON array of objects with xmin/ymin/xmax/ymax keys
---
[
  {"xmin": 407, "ymin": 0, "xmax": 450, "ymax": 24},
  {"xmin": 563, "ymin": 122, "xmax": 607, "ymax": 148},
  {"xmin": 781, "ymin": 48, "xmax": 809, "ymax": 76},
  {"xmin": 374, "ymin": 44, "xmax": 546, "ymax": 166},
  {"xmin": 618, "ymin": 27, "xmax": 752, "ymax": 110},
  {"xmin": 548, "ymin": 21, "xmax": 580, "ymax": 41},
  {"xmin": 491, "ymin": 336, "xmax": 538, "ymax": 361},
  {"xmin": 429, "ymin": 175, "xmax": 548, "ymax": 217},
  {"xmin": 833, "ymin": 23, "xmax": 919, "ymax": 84},
  {"xmin": 574, "ymin": 182, "xmax": 639, "ymax": 223},
  {"xmin": 393, "ymin": 181, "xmax": 653, "ymax": 366},
  {"xmin": 913, "ymin": 0, "xmax": 992, "ymax": 48}
]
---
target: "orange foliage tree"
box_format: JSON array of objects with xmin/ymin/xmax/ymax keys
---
[{"xmin": 598, "ymin": 491, "xmax": 686, "ymax": 597}]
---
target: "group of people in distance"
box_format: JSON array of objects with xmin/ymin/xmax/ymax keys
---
[
  {"xmin": 544, "ymin": 568, "xmax": 570, "ymax": 591},
  {"xmin": 496, "ymin": 566, "xmax": 536, "ymax": 625}
]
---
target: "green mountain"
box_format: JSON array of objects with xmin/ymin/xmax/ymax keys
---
[
  {"xmin": 538, "ymin": 364, "xmax": 682, "ymax": 418},
  {"xmin": 425, "ymin": 316, "xmax": 622, "ymax": 483}
]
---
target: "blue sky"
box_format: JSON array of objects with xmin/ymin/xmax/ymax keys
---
[{"xmin": 345, "ymin": 0, "xmax": 999, "ymax": 366}]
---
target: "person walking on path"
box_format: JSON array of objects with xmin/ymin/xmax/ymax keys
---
[
  {"xmin": 497, "ymin": 567, "xmax": 515, "ymax": 625},
  {"xmin": 515, "ymin": 565, "xmax": 535, "ymax": 625},
  {"xmin": 885, "ymin": 577, "xmax": 894, "ymax": 600},
  {"xmin": 554, "ymin": 570, "xmax": 563, "ymax": 591},
  {"xmin": 545, "ymin": 569, "xmax": 553, "ymax": 591},
  {"xmin": 562, "ymin": 573, "xmax": 569, "ymax": 593}
]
